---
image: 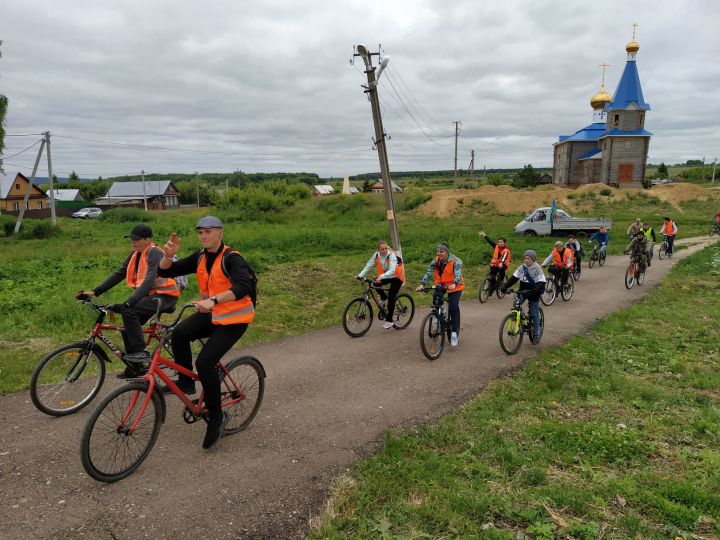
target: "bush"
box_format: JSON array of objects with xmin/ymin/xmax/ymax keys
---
[
  {"xmin": 100, "ymin": 207, "xmax": 151, "ymax": 223},
  {"xmin": 316, "ymin": 194, "xmax": 369, "ymax": 215},
  {"xmin": 486, "ymin": 173, "xmax": 510, "ymax": 186},
  {"xmin": 19, "ymin": 221, "xmax": 61, "ymax": 239},
  {"xmin": 1, "ymin": 216, "xmax": 16, "ymax": 236},
  {"xmin": 599, "ymin": 188, "xmax": 613, "ymax": 196},
  {"xmin": 400, "ymin": 191, "xmax": 431, "ymax": 211}
]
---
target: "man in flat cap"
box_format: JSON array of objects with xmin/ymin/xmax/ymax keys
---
[
  {"xmin": 76, "ymin": 224, "xmax": 181, "ymax": 377},
  {"xmin": 159, "ymin": 216, "xmax": 257, "ymax": 449}
]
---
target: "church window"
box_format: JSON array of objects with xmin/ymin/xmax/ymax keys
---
[
  {"xmin": 639, "ymin": 112, "xmax": 644, "ymax": 127},
  {"xmin": 613, "ymin": 114, "xmax": 619, "ymax": 127}
]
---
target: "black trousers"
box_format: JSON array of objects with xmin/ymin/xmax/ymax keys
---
[
  {"xmin": 171, "ymin": 312, "xmax": 248, "ymax": 418},
  {"xmin": 488, "ymin": 265, "xmax": 506, "ymax": 285},
  {"xmin": 376, "ymin": 277, "xmax": 403, "ymax": 319},
  {"xmin": 549, "ymin": 266, "xmax": 569, "ymax": 287},
  {"xmin": 122, "ymin": 295, "xmax": 178, "ymax": 353}
]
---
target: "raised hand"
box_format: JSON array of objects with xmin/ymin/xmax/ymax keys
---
[{"xmin": 163, "ymin": 232, "xmax": 180, "ymax": 258}]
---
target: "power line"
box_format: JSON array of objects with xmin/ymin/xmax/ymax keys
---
[
  {"xmin": 1, "ymin": 138, "xmax": 43, "ymax": 159},
  {"xmin": 5, "ymin": 133, "xmax": 45, "ymax": 137},
  {"xmin": 380, "ymin": 75, "xmax": 445, "ymax": 146},
  {"xmin": 460, "ymin": 133, "xmax": 549, "ymax": 151},
  {"xmin": 385, "ymin": 64, "xmax": 442, "ymax": 131}
]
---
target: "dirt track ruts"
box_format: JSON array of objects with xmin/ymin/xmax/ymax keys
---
[{"xmin": 0, "ymin": 237, "xmax": 715, "ymax": 539}]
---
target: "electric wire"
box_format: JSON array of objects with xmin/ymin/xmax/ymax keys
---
[{"xmin": 1, "ymin": 138, "xmax": 43, "ymax": 160}]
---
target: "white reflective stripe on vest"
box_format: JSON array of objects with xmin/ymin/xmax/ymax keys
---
[{"xmin": 212, "ymin": 304, "xmax": 255, "ymax": 321}]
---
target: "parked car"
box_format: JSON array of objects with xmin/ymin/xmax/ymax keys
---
[{"xmin": 72, "ymin": 207, "xmax": 103, "ymax": 219}]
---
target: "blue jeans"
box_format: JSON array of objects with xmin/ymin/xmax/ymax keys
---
[
  {"xmin": 447, "ymin": 290, "xmax": 462, "ymax": 334},
  {"xmin": 598, "ymin": 242, "xmax": 607, "ymax": 256},
  {"xmin": 518, "ymin": 292, "xmax": 540, "ymax": 338},
  {"xmin": 665, "ymin": 235, "xmax": 675, "ymax": 255}
]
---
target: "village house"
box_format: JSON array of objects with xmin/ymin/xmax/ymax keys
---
[
  {"xmin": 0, "ymin": 172, "xmax": 48, "ymax": 212},
  {"xmin": 95, "ymin": 180, "xmax": 181, "ymax": 209}
]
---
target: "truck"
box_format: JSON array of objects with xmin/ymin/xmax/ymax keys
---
[{"xmin": 513, "ymin": 207, "xmax": 612, "ymax": 237}]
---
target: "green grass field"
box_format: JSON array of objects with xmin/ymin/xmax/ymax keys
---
[
  {"xmin": 0, "ymin": 187, "xmax": 717, "ymax": 394},
  {"xmin": 309, "ymin": 243, "xmax": 720, "ymax": 539}
]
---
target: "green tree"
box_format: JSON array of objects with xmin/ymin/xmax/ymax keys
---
[
  {"xmin": 657, "ymin": 163, "xmax": 668, "ymax": 177},
  {"xmin": 69, "ymin": 171, "xmax": 80, "ymax": 182},
  {"xmin": 0, "ymin": 41, "xmax": 8, "ymax": 173},
  {"xmin": 513, "ymin": 164, "xmax": 539, "ymax": 188}
]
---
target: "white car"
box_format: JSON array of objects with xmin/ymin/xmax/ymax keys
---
[{"xmin": 72, "ymin": 207, "xmax": 103, "ymax": 219}]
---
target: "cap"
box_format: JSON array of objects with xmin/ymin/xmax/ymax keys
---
[
  {"xmin": 635, "ymin": 217, "xmax": 641, "ymax": 222},
  {"xmin": 195, "ymin": 216, "xmax": 223, "ymax": 229},
  {"xmin": 125, "ymin": 224, "xmax": 152, "ymax": 240},
  {"xmin": 523, "ymin": 249, "xmax": 537, "ymax": 261},
  {"xmin": 436, "ymin": 243, "xmax": 449, "ymax": 253}
]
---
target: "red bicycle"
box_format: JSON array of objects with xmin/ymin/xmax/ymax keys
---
[
  {"xmin": 624, "ymin": 256, "xmax": 646, "ymax": 289},
  {"xmin": 79, "ymin": 304, "xmax": 265, "ymax": 482},
  {"xmin": 30, "ymin": 297, "xmax": 172, "ymax": 416}
]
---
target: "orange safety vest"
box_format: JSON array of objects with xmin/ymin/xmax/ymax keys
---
[
  {"xmin": 662, "ymin": 220, "xmax": 676, "ymax": 236},
  {"xmin": 375, "ymin": 252, "xmax": 406, "ymax": 283},
  {"xmin": 197, "ymin": 245, "xmax": 255, "ymax": 325},
  {"xmin": 125, "ymin": 244, "xmax": 180, "ymax": 297},
  {"xmin": 490, "ymin": 245, "xmax": 511, "ymax": 268},
  {"xmin": 552, "ymin": 247, "xmax": 573, "ymax": 268},
  {"xmin": 433, "ymin": 256, "xmax": 465, "ymax": 291}
]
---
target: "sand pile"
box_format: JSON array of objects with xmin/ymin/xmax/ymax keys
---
[{"xmin": 415, "ymin": 183, "xmax": 717, "ymax": 217}]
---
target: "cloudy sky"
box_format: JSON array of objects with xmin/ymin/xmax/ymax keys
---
[{"xmin": 1, "ymin": 0, "xmax": 719, "ymax": 179}]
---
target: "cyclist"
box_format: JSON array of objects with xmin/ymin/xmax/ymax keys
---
[
  {"xmin": 158, "ymin": 216, "xmax": 257, "ymax": 449},
  {"xmin": 478, "ymin": 230, "xmax": 511, "ymax": 290},
  {"xmin": 624, "ymin": 230, "xmax": 649, "ymax": 272},
  {"xmin": 642, "ymin": 222, "xmax": 657, "ymax": 265},
  {"xmin": 626, "ymin": 218, "xmax": 642, "ymax": 240},
  {"xmin": 500, "ymin": 250, "xmax": 546, "ymax": 342},
  {"xmin": 588, "ymin": 226, "xmax": 609, "ymax": 257},
  {"xmin": 415, "ymin": 243, "xmax": 464, "ymax": 347},
  {"xmin": 357, "ymin": 240, "xmax": 406, "ymax": 329},
  {"xmin": 76, "ymin": 224, "xmax": 180, "ymax": 378},
  {"xmin": 660, "ymin": 216, "xmax": 678, "ymax": 258},
  {"xmin": 712, "ymin": 211, "xmax": 720, "ymax": 233},
  {"xmin": 542, "ymin": 240, "xmax": 574, "ymax": 292},
  {"xmin": 565, "ymin": 233, "xmax": 584, "ymax": 276}
]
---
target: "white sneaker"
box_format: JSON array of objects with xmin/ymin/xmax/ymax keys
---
[
  {"xmin": 450, "ymin": 332, "xmax": 459, "ymax": 346},
  {"xmin": 382, "ymin": 321, "xmax": 394, "ymax": 329}
]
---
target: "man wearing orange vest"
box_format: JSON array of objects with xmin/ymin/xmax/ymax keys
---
[
  {"xmin": 478, "ymin": 230, "xmax": 511, "ymax": 290},
  {"xmin": 416, "ymin": 243, "xmax": 465, "ymax": 347},
  {"xmin": 76, "ymin": 224, "xmax": 180, "ymax": 377},
  {"xmin": 357, "ymin": 240, "xmax": 406, "ymax": 329},
  {"xmin": 158, "ymin": 216, "xmax": 257, "ymax": 449},
  {"xmin": 542, "ymin": 241, "xmax": 574, "ymax": 292},
  {"xmin": 660, "ymin": 216, "xmax": 678, "ymax": 258}
]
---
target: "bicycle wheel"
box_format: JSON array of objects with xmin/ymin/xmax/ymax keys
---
[
  {"xmin": 30, "ymin": 341, "xmax": 107, "ymax": 416},
  {"xmin": 419, "ymin": 312, "xmax": 445, "ymax": 361},
  {"xmin": 541, "ymin": 278, "xmax": 556, "ymax": 306},
  {"xmin": 478, "ymin": 277, "xmax": 492, "ymax": 303},
  {"xmin": 637, "ymin": 268, "xmax": 646, "ymax": 286},
  {"xmin": 658, "ymin": 245, "xmax": 666, "ymax": 260},
  {"xmin": 392, "ymin": 293, "xmax": 415, "ymax": 330},
  {"xmin": 80, "ymin": 381, "xmax": 163, "ymax": 482},
  {"xmin": 342, "ymin": 298, "xmax": 373, "ymax": 337},
  {"xmin": 561, "ymin": 277, "xmax": 574, "ymax": 301},
  {"xmin": 572, "ymin": 266, "xmax": 581, "ymax": 281},
  {"xmin": 496, "ymin": 281, "xmax": 507, "ymax": 299},
  {"xmin": 588, "ymin": 254, "xmax": 596, "ymax": 268},
  {"xmin": 499, "ymin": 312, "xmax": 523, "ymax": 355},
  {"xmin": 530, "ymin": 307, "xmax": 545, "ymax": 345},
  {"xmin": 625, "ymin": 264, "xmax": 635, "ymax": 289},
  {"xmin": 220, "ymin": 356, "xmax": 265, "ymax": 435},
  {"xmin": 599, "ymin": 252, "xmax": 606, "ymax": 266}
]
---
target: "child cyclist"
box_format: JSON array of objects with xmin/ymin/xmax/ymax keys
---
[{"xmin": 501, "ymin": 250, "xmax": 546, "ymax": 342}]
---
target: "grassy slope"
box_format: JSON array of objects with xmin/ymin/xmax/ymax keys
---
[
  {"xmin": 309, "ymin": 243, "xmax": 720, "ymax": 539},
  {"xmin": 0, "ymin": 190, "xmax": 715, "ymax": 393}
]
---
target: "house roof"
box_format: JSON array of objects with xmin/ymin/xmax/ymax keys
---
[
  {"xmin": 313, "ymin": 185, "xmax": 334, "ymax": 194},
  {"xmin": 556, "ymin": 122, "xmax": 606, "ymax": 143},
  {"xmin": 578, "ymin": 148, "xmax": 603, "ymax": 161},
  {"xmin": 0, "ymin": 172, "xmax": 46, "ymax": 199},
  {"xmin": 48, "ymin": 188, "xmax": 81, "ymax": 201},
  {"xmin": 598, "ymin": 128, "xmax": 653, "ymax": 139},
  {"xmin": 370, "ymin": 179, "xmax": 403, "ymax": 191},
  {"xmin": 98, "ymin": 180, "xmax": 177, "ymax": 199},
  {"xmin": 607, "ymin": 58, "xmax": 650, "ymax": 111}
]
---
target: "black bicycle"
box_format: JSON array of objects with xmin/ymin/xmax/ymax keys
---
[
  {"xmin": 478, "ymin": 266, "xmax": 507, "ymax": 303},
  {"xmin": 657, "ymin": 236, "xmax": 670, "ymax": 260},
  {"xmin": 418, "ymin": 285, "xmax": 454, "ymax": 361},
  {"xmin": 710, "ymin": 221, "xmax": 720, "ymax": 237},
  {"xmin": 342, "ymin": 278, "xmax": 415, "ymax": 337},
  {"xmin": 540, "ymin": 269, "xmax": 574, "ymax": 306},
  {"xmin": 587, "ymin": 241, "xmax": 607, "ymax": 268},
  {"xmin": 498, "ymin": 290, "xmax": 545, "ymax": 355}
]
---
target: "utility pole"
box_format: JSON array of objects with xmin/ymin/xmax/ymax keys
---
[
  {"xmin": 225, "ymin": 177, "xmax": 229, "ymax": 199},
  {"xmin": 468, "ymin": 150, "xmax": 475, "ymax": 178},
  {"xmin": 354, "ymin": 44, "xmax": 401, "ymax": 256},
  {"xmin": 195, "ymin": 171, "xmax": 200, "ymax": 207},
  {"xmin": 15, "ymin": 131, "xmax": 56, "ymax": 233},
  {"xmin": 453, "ymin": 121, "xmax": 461, "ymax": 179},
  {"xmin": 141, "ymin": 169, "xmax": 148, "ymax": 212},
  {"xmin": 712, "ymin": 158, "xmax": 717, "ymax": 184}
]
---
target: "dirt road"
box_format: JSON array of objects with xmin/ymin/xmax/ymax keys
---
[{"xmin": 0, "ymin": 237, "xmax": 714, "ymax": 539}]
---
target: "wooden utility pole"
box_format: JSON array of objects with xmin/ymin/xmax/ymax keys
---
[
  {"xmin": 453, "ymin": 121, "xmax": 461, "ymax": 179},
  {"xmin": 195, "ymin": 171, "xmax": 200, "ymax": 207},
  {"xmin": 15, "ymin": 131, "xmax": 56, "ymax": 232},
  {"xmin": 354, "ymin": 44, "xmax": 401, "ymax": 256},
  {"xmin": 468, "ymin": 150, "xmax": 475, "ymax": 178},
  {"xmin": 141, "ymin": 169, "xmax": 148, "ymax": 212},
  {"xmin": 712, "ymin": 158, "xmax": 717, "ymax": 184}
]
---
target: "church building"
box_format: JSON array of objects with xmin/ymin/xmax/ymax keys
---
[{"xmin": 552, "ymin": 31, "xmax": 651, "ymax": 188}]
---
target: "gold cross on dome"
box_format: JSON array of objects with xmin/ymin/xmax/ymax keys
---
[
  {"xmin": 599, "ymin": 63, "xmax": 610, "ymax": 88},
  {"xmin": 631, "ymin": 23, "xmax": 639, "ymax": 40}
]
